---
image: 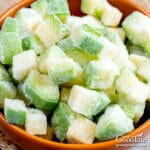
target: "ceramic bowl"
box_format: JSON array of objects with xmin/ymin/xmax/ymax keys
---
[{"xmin": 0, "ymin": 0, "xmax": 150, "ymax": 150}]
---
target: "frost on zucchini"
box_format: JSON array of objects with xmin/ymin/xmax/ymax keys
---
[
  {"xmin": 35, "ymin": 15, "xmax": 69, "ymax": 48},
  {"xmin": 84, "ymin": 59, "xmax": 119, "ymax": 90},
  {"xmin": 25, "ymin": 108, "xmax": 47, "ymax": 135},
  {"xmin": 2, "ymin": 17, "xmax": 19, "ymax": 33},
  {"xmin": 0, "ymin": 32, "xmax": 23, "ymax": 65},
  {"xmin": 71, "ymin": 24, "xmax": 103, "ymax": 56},
  {"xmin": 23, "ymin": 70, "xmax": 59, "ymax": 111},
  {"xmin": 4, "ymin": 99, "xmax": 27, "ymax": 126},
  {"xmin": 95, "ymin": 105, "xmax": 134, "ymax": 140},
  {"xmin": 22, "ymin": 34, "xmax": 45, "ymax": 55},
  {"xmin": 115, "ymin": 69, "xmax": 149, "ymax": 104},
  {"xmin": 66, "ymin": 116, "xmax": 96, "ymax": 144},
  {"xmin": 81, "ymin": 0, "xmax": 122, "ymax": 27},
  {"xmin": 51, "ymin": 102, "xmax": 77, "ymax": 142},
  {"xmin": 12, "ymin": 50, "xmax": 38, "ymax": 81},
  {"xmin": 122, "ymin": 11, "xmax": 150, "ymax": 54},
  {"xmin": 15, "ymin": 8, "xmax": 42, "ymax": 38},
  {"xmin": 68, "ymin": 85, "xmax": 110, "ymax": 119},
  {"xmin": 58, "ymin": 37, "xmax": 98, "ymax": 66}
]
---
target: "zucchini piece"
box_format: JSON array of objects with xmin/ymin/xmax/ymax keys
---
[
  {"xmin": 23, "ymin": 70, "xmax": 59, "ymax": 111},
  {"xmin": 4, "ymin": 99, "xmax": 27, "ymax": 126},
  {"xmin": 122, "ymin": 11, "xmax": 150, "ymax": 54},
  {"xmin": 96, "ymin": 105, "xmax": 134, "ymax": 140},
  {"xmin": 51, "ymin": 102, "xmax": 77, "ymax": 142},
  {"xmin": 68, "ymin": 85, "xmax": 111, "ymax": 119},
  {"xmin": 60, "ymin": 87, "xmax": 71, "ymax": 103},
  {"xmin": 2, "ymin": 17, "xmax": 19, "ymax": 33},
  {"xmin": 71, "ymin": 24, "xmax": 103, "ymax": 55},
  {"xmin": 115, "ymin": 69, "xmax": 149, "ymax": 104},
  {"xmin": 12, "ymin": 50, "xmax": 38, "ymax": 81},
  {"xmin": 0, "ymin": 32, "xmax": 23, "ymax": 65},
  {"xmin": 25, "ymin": 108, "xmax": 47, "ymax": 135},
  {"xmin": 35, "ymin": 15, "xmax": 70, "ymax": 48},
  {"xmin": 84, "ymin": 59, "xmax": 119, "ymax": 90},
  {"xmin": 66, "ymin": 117, "xmax": 96, "ymax": 144}
]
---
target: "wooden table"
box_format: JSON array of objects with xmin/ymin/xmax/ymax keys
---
[{"xmin": 0, "ymin": 0, "xmax": 150, "ymax": 150}]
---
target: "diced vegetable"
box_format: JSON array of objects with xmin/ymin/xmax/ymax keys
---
[
  {"xmin": 15, "ymin": 8, "xmax": 42, "ymax": 38},
  {"xmin": 35, "ymin": 15, "xmax": 69, "ymax": 48},
  {"xmin": 48, "ymin": 0, "xmax": 70, "ymax": 23},
  {"xmin": 84, "ymin": 59, "xmax": 119, "ymax": 90},
  {"xmin": 58, "ymin": 37, "xmax": 98, "ymax": 66},
  {"xmin": 4, "ymin": 99, "xmax": 27, "ymax": 126},
  {"xmin": 22, "ymin": 35, "xmax": 45, "ymax": 55},
  {"xmin": 116, "ymin": 69, "xmax": 149, "ymax": 104},
  {"xmin": 48, "ymin": 58, "xmax": 77, "ymax": 85},
  {"xmin": 0, "ymin": 32, "xmax": 23, "ymax": 64},
  {"xmin": 81, "ymin": 0, "xmax": 122, "ymax": 27},
  {"xmin": 95, "ymin": 105, "xmax": 134, "ymax": 140},
  {"xmin": 0, "ymin": 81, "xmax": 16, "ymax": 107},
  {"xmin": 122, "ymin": 11, "xmax": 150, "ymax": 54},
  {"xmin": 2, "ymin": 17, "xmax": 19, "ymax": 33},
  {"xmin": 23, "ymin": 70, "xmax": 59, "ymax": 111},
  {"xmin": 68, "ymin": 85, "xmax": 111, "ymax": 118},
  {"xmin": 51, "ymin": 102, "xmax": 77, "ymax": 142},
  {"xmin": 71, "ymin": 24, "xmax": 103, "ymax": 55},
  {"xmin": 12, "ymin": 50, "xmax": 38, "ymax": 81},
  {"xmin": 39, "ymin": 45, "xmax": 67, "ymax": 73},
  {"xmin": 66, "ymin": 116, "xmax": 96, "ymax": 144},
  {"xmin": 25, "ymin": 108, "xmax": 47, "ymax": 135}
]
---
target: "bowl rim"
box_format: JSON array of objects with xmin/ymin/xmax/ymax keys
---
[{"xmin": 0, "ymin": 0, "xmax": 150, "ymax": 149}]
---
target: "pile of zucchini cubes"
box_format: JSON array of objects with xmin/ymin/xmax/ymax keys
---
[{"xmin": 0, "ymin": 0, "xmax": 150, "ymax": 144}]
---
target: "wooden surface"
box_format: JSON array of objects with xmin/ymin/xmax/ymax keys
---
[{"xmin": 0, "ymin": 0, "xmax": 150, "ymax": 150}]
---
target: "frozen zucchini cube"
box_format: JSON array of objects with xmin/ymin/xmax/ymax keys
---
[
  {"xmin": 84, "ymin": 59, "xmax": 119, "ymax": 90},
  {"xmin": 66, "ymin": 117, "xmax": 96, "ymax": 144},
  {"xmin": 106, "ymin": 27, "xmax": 126, "ymax": 43},
  {"xmin": 58, "ymin": 37, "xmax": 98, "ymax": 66},
  {"xmin": 119, "ymin": 104, "xmax": 135, "ymax": 119},
  {"xmin": 71, "ymin": 24, "xmax": 103, "ymax": 55},
  {"xmin": 25, "ymin": 108, "xmax": 47, "ymax": 135},
  {"xmin": 122, "ymin": 11, "xmax": 150, "ymax": 54},
  {"xmin": 115, "ymin": 69, "xmax": 149, "ymax": 104},
  {"xmin": 100, "ymin": 3, "xmax": 122, "ymax": 27},
  {"xmin": 0, "ymin": 32, "xmax": 23, "ymax": 65},
  {"xmin": 39, "ymin": 45, "xmax": 67, "ymax": 73},
  {"xmin": 0, "ymin": 63, "xmax": 11, "ymax": 82},
  {"xmin": 12, "ymin": 50, "xmax": 38, "ymax": 81},
  {"xmin": 31, "ymin": 0, "xmax": 49, "ymax": 18},
  {"xmin": 63, "ymin": 62, "xmax": 84, "ymax": 86},
  {"xmin": 15, "ymin": 8, "xmax": 42, "ymax": 38},
  {"xmin": 48, "ymin": 0, "xmax": 70, "ymax": 23},
  {"xmin": 129, "ymin": 54, "xmax": 147, "ymax": 68},
  {"xmin": 23, "ymin": 70, "xmax": 59, "ymax": 111},
  {"xmin": 0, "ymin": 81, "xmax": 16, "ymax": 108},
  {"xmin": 22, "ymin": 35, "xmax": 45, "ymax": 55},
  {"xmin": 48, "ymin": 58, "xmax": 77, "ymax": 85},
  {"xmin": 98, "ymin": 37, "xmax": 136, "ymax": 72},
  {"xmin": 4, "ymin": 99, "xmax": 27, "ymax": 126},
  {"xmin": 2, "ymin": 17, "xmax": 19, "ymax": 33},
  {"xmin": 51, "ymin": 102, "xmax": 77, "ymax": 142},
  {"xmin": 81, "ymin": 0, "xmax": 106, "ymax": 17},
  {"xmin": 60, "ymin": 87, "xmax": 71, "ymax": 103},
  {"xmin": 137, "ymin": 59, "xmax": 150, "ymax": 82},
  {"xmin": 68, "ymin": 85, "xmax": 111, "ymax": 118},
  {"xmin": 96, "ymin": 105, "xmax": 134, "ymax": 140},
  {"xmin": 81, "ymin": 0, "xmax": 122, "ymax": 27},
  {"xmin": 35, "ymin": 15, "xmax": 70, "ymax": 48}
]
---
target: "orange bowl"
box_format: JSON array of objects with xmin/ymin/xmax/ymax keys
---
[{"xmin": 0, "ymin": 0, "xmax": 150, "ymax": 150}]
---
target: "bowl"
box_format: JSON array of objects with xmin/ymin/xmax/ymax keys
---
[{"xmin": 0, "ymin": 0, "xmax": 150, "ymax": 150}]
